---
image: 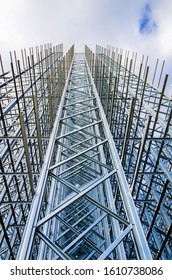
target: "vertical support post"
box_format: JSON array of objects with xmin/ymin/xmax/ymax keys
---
[
  {"xmin": 20, "ymin": 113, "xmax": 35, "ymax": 196},
  {"xmin": 131, "ymin": 116, "xmax": 152, "ymax": 195},
  {"xmin": 47, "ymin": 74, "xmax": 53, "ymax": 128},
  {"xmin": 33, "ymin": 95, "xmax": 43, "ymax": 165},
  {"xmin": 121, "ymin": 97, "xmax": 135, "ymax": 163}
]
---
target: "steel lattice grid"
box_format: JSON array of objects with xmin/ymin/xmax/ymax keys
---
[
  {"xmin": 85, "ymin": 44, "xmax": 172, "ymax": 260},
  {"xmin": 15, "ymin": 52, "xmax": 152, "ymax": 260},
  {"xmin": 0, "ymin": 43, "xmax": 69, "ymax": 259}
]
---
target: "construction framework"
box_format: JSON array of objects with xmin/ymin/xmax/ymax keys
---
[{"xmin": 0, "ymin": 43, "xmax": 171, "ymax": 260}]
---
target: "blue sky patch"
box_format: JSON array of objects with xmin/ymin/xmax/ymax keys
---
[{"xmin": 139, "ymin": 3, "xmax": 157, "ymax": 34}]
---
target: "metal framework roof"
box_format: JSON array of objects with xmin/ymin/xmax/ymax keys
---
[{"xmin": 0, "ymin": 44, "xmax": 171, "ymax": 260}]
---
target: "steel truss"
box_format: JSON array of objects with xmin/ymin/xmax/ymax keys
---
[
  {"xmin": 0, "ymin": 43, "xmax": 73, "ymax": 259},
  {"xmin": 85, "ymin": 45, "xmax": 172, "ymax": 260},
  {"xmin": 0, "ymin": 43, "xmax": 171, "ymax": 260},
  {"xmin": 14, "ymin": 52, "xmax": 152, "ymax": 260}
]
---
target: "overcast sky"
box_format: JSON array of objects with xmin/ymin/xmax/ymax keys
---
[{"xmin": 0, "ymin": 0, "xmax": 172, "ymax": 96}]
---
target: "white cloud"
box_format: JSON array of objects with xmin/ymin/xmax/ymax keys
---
[{"xmin": 0, "ymin": 0, "xmax": 171, "ymax": 96}]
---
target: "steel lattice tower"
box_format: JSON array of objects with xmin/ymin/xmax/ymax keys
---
[{"xmin": 0, "ymin": 44, "xmax": 171, "ymax": 260}]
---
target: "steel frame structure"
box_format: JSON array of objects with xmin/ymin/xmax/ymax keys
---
[
  {"xmin": 0, "ymin": 43, "xmax": 171, "ymax": 260},
  {"xmin": 16, "ymin": 51, "xmax": 152, "ymax": 260},
  {"xmin": 85, "ymin": 45, "xmax": 172, "ymax": 260},
  {"xmin": 0, "ymin": 43, "xmax": 73, "ymax": 259}
]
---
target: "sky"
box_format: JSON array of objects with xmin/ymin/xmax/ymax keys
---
[{"xmin": 0, "ymin": 0, "xmax": 172, "ymax": 97}]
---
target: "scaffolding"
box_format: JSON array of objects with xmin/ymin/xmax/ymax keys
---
[
  {"xmin": 85, "ymin": 45, "xmax": 172, "ymax": 260},
  {"xmin": 0, "ymin": 44, "xmax": 171, "ymax": 260},
  {"xmin": 0, "ymin": 43, "xmax": 71, "ymax": 259}
]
